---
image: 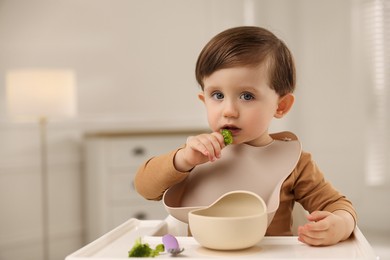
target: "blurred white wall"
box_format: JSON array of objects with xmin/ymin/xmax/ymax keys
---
[{"xmin": 0, "ymin": 0, "xmax": 389, "ymax": 259}]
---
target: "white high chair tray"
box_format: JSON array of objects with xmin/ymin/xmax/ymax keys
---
[{"xmin": 66, "ymin": 218, "xmax": 377, "ymax": 260}]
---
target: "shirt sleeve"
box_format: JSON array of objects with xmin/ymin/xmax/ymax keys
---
[
  {"xmin": 292, "ymin": 152, "xmax": 357, "ymax": 225},
  {"xmin": 134, "ymin": 148, "xmax": 189, "ymax": 201}
]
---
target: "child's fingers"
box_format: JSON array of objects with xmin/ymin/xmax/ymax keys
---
[
  {"xmin": 209, "ymin": 132, "xmax": 226, "ymax": 158},
  {"xmin": 306, "ymin": 211, "xmax": 330, "ymax": 222},
  {"xmin": 186, "ymin": 136, "xmax": 209, "ymax": 157},
  {"xmin": 298, "ymin": 231, "xmax": 325, "ymax": 246},
  {"xmin": 201, "ymin": 134, "xmax": 224, "ymax": 161},
  {"xmin": 298, "ymin": 211, "xmax": 342, "ymax": 246},
  {"xmin": 298, "ymin": 224, "xmax": 327, "ymax": 246},
  {"xmin": 304, "ymin": 217, "xmax": 330, "ymax": 232},
  {"xmin": 187, "ymin": 134, "xmax": 224, "ymax": 161},
  {"xmin": 298, "ymin": 223, "xmax": 327, "ymax": 238},
  {"xmin": 211, "ymin": 132, "xmax": 226, "ymax": 147}
]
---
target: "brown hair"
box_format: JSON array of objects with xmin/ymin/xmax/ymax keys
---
[{"xmin": 195, "ymin": 26, "xmax": 296, "ymax": 96}]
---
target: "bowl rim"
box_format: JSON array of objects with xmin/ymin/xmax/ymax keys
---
[
  {"xmin": 188, "ymin": 210, "xmax": 267, "ymax": 220},
  {"xmin": 164, "ymin": 189, "xmax": 269, "ymax": 224},
  {"xmin": 188, "ymin": 190, "xmax": 268, "ymax": 220}
]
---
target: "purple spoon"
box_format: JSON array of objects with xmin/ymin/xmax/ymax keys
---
[{"xmin": 162, "ymin": 234, "xmax": 184, "ymax": 256}]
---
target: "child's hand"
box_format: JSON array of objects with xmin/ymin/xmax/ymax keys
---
[
  {"xmin": 297, "ymin": 210, "xmax": 355, "ymax": 246},
  {"xmin": 173, "ymin": 132, "xmax": 225, "ymax": 172}
]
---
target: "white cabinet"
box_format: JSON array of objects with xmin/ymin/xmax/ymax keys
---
[{"xmin": 84, "ymin": 130, "xmax": 203, "ymax": 242}]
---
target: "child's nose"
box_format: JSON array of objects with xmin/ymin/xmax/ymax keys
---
[{"xmin": 223, "ymin": 101, "xmax": 239, "ymax": 118}]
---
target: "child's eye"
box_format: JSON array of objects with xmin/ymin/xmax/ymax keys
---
[
  {"xmin": 240, "ymin": 92, "xmax": 254, "ymax": 101},
  {"xmin": 211, "ymin": 92, "xmax": 224, "ymax": 100}
]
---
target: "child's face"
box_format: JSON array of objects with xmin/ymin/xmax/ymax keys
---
[{"xmin": 199, "ymin": 65, "xmax": 281, "ymax": 146}]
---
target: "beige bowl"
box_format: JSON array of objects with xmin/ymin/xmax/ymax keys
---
[{"xmin": 188, "ymin": 190, "xmax": 267, "ymax": 250}]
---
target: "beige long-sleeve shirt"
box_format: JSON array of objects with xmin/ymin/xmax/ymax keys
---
[{"xmin": 134, "ymin": 134, "xmax": 357, "ymax": 236}]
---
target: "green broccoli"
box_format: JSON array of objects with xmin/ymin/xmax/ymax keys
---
[
  {"xmin": 221, "ymin": 129, "xmax": 233, "ymax": 145},
  {"xmin": 128, "ymin": 238, "xmax": 164, "ymax": 258},
  {"xmin": 153, "ymin": 244, "xmax": 165, "ymax": 256}
]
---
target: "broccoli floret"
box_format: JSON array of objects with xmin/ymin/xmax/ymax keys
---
[
  {"xmin": 151, "ymin": 244, "xmax": 164, "ymax": 257},
  {"xmin": 128, "ymin": 238, "xmax": 164, "ymax": 258},
  {"xmin": 221, "ymin": 129, "xmax": 233, "ymax": 145}
]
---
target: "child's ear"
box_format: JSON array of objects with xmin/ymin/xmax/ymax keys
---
[
  {"xmin": 198, "ymin": 92, "xmax": 205, "ymax": 103},
  {"xmin": 275, "ymin": 93, "xmax": 295, "ymax": 118}
]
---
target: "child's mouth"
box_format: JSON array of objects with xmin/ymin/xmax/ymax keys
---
[{"xmin": 221, "ymin": 125, "xmax": 241, "ymax": 135}]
